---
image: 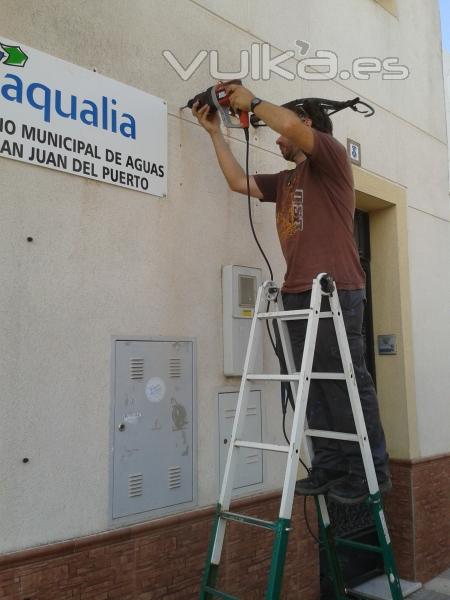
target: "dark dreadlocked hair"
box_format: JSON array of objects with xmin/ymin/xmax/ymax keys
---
[{"xmin": 282, "ymin": 98, "xmax": 333, "ymax": 135}]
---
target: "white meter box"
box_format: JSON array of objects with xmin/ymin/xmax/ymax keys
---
[{"xmin": 222, "ymin": 265, "xmax": 262, "ymax": 376}]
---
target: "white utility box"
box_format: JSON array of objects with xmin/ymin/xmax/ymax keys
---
[{"xmin": 222, "ymin": 265, "xmax": 262, "ymax": 376}]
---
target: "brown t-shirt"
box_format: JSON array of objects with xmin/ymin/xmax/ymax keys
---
[{"xmin": 254, "ymin": 129, "xmax": 366, "ymax": 293}]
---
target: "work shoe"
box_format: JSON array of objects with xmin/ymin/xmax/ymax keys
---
[
  {"xmin": 295, "ymin": 468, "xmax": 348, "ymax": 496},
  {"xmin": 328, "ymin": 474, "xmax": 393, "ymax": 504}
]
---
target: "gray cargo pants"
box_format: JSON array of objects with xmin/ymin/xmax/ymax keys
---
[{"xmin": 281, "ymin": 288, "xmax": 389, "ymax": 478}]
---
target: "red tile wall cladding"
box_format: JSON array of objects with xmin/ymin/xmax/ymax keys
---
[
  {"xmin": 384, "ymin": 454, "xmax": 450, "ymax": 583},
  {"xmin": 0, "ymin": 493, "xmax": 319, "ymax": 600},
  {"xmin": 1, "ymin": 454, "xmax": 448, "ymax": 599}
]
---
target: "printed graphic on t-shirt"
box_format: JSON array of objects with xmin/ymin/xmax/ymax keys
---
[{"xmin": 277, "ymin": 187, "xmax": 304, "ymax": 241}]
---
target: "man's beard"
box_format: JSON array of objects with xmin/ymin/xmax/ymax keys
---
[{"xmin": 281, "ymin": 147, "xmax": 295, "ymax": 162}]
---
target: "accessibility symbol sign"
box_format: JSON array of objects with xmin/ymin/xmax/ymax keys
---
[{"xmin": 0, "ymin": 43, "xmax": 28, "ymax": 67}]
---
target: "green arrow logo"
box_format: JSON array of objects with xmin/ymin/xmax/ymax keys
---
[{"xmin": 0, "ymin": 43, "xmax": 28, "ymax": 67}]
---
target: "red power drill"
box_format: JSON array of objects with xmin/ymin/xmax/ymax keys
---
[{"xmin": 181, "ymin": 79, "xmax": 249, "ymax": 129}]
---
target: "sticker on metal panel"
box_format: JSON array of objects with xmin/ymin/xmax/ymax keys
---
[
  {"xmin": 145, "ymin": 377, "xmax": 166, "ymax": 403},
  {"xmin": 124, "ymin": 412, "xmax": 142, "ymax": 424}
]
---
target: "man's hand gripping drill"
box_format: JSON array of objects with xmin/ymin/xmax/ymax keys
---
[{"xmin": 181, "ymin": 80, "xmax": 251, "ymax": 130}]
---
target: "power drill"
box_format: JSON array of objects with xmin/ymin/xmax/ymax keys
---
[{"xmin": 181, "ymin": 79, "xmax": 249, "ymax": 129}]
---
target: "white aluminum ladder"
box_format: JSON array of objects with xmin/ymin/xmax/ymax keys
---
[{"xmin": 199, "ymin": 273, "xmax": 403, "ymax": 600}]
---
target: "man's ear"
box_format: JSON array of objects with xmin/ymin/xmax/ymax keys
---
[{"xmin": 305, "ymin": 118, "xmax": 313, "ymax": 128}]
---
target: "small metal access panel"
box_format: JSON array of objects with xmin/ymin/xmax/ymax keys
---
[
  {"xmin": 111, "ymin": 338, "xmax": 196, "ymax": 521},
  {"xmin": 218, "ymin": 390, "xmax": 263, "ymax": 491}
]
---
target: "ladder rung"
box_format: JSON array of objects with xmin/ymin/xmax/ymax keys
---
[
  {"xmin": 203, "ymin": 586, "xmax": 240, "ymax": 600},
  {"xmin": 234, "ymin": 440, "xmax": 290, "ymax": 453},
  {"xmin": 257, "ymin": 308, "xmax": 311, "ymax": 320},
  {"xmin": 305, "ymin": 429, "xmax": 359, "ymax": 442},
  {"xmin": 310, "ymin": 372, "xmax": 346, "ymax": 380},
  {"xmin": 221, "ymin": 511, "xmax": 277, "ymax": 530},
  {"xmin": 247, "ymin": 372, "xmax": 345, "ymax": 382},
  {"xmin": 257, "ymin": 309, "xmax": 333, "ymax": 321},
  {"xmin": 247, "ymin": 373, "xmax": 301, "ymax": 381},
  {"xmin": 335, "ymin": 537, "xmax": 383, "ymax": 554}
]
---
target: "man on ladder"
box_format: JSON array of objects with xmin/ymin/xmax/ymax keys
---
[{"xmin": 193, "ymin": 83, "xmax": 391, "ymax": 503}]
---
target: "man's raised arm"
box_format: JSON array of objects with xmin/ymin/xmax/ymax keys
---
[
  {"xmin": 192, "ymin": 102, "xmax": 264, "ymax": 198},
  {"xmin": 225, "ymin": 84, "xmax": 315, "ymax": 155}
]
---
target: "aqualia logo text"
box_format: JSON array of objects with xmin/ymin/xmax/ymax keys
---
[
  {"xmin": 0, "ymin": 73, "xmax": 137, "ymax": 139},
  {"xmin": 0, "ymin": 42, "xmax": 137, "ymax": 140}
]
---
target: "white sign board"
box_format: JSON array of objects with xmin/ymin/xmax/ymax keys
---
[{"xmin": 0, "ymin": 37, "xmax": 167, "ymax": 196}]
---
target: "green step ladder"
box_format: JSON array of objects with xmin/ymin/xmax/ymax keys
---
[{"xmin": 199, "ymin": 274, "xmax": 403, "ymax": 600}]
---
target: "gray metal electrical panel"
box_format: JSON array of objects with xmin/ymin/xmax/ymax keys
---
[
  {"xmin": 111, "ymin": 338, "xmax": 196, "ymax": 521},
  {"xmin": 218, "ymin": 390, "xmax": 263, "ymax": 491}
]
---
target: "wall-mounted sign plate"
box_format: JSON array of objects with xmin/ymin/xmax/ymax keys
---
[
  {"xmin": 377, "ymin": 334, "xmax": 397, "ymax": 355},
  {"xmin": 347, "ymin": 138, "xmax": 361, "ymax": 166},
  {"xmin": 0, "ymin": 36, "xmax": 167, "ymax": 196}
]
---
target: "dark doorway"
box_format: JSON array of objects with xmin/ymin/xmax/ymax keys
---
[
  {"xmin": 320, "ymin": 209, "xmax": 383, "ymax": 600},
  {"xmin": 353, "ymin": 209, "xmax": 376, "ymax": 386}
]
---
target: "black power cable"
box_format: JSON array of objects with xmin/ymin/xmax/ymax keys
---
[
  {"xmin": 250, "ymin": 96, "xmax": 375, "ymax": 128},
  {"xmin": 244, "ymin": 128, "xmax": 278, "ymax": 360},
  {"xmin": 244, "ymin": 128, "xmax": 272, "ymax": 281},
  {"xmin": 243, "ymin": 127, "xmax": 308, "ymax": 470},
  {"xmin": 243, "ymin": 126, "xmax": 320, "ymax": 545}
]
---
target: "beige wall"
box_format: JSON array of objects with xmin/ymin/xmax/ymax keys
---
[
  {"xmin": 443, "ymin": 51, "xmax": 450, "ymax": 189},
  {"xmin": 1, "ymin": 0, "xmax": 449, "ymax": 554}
]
